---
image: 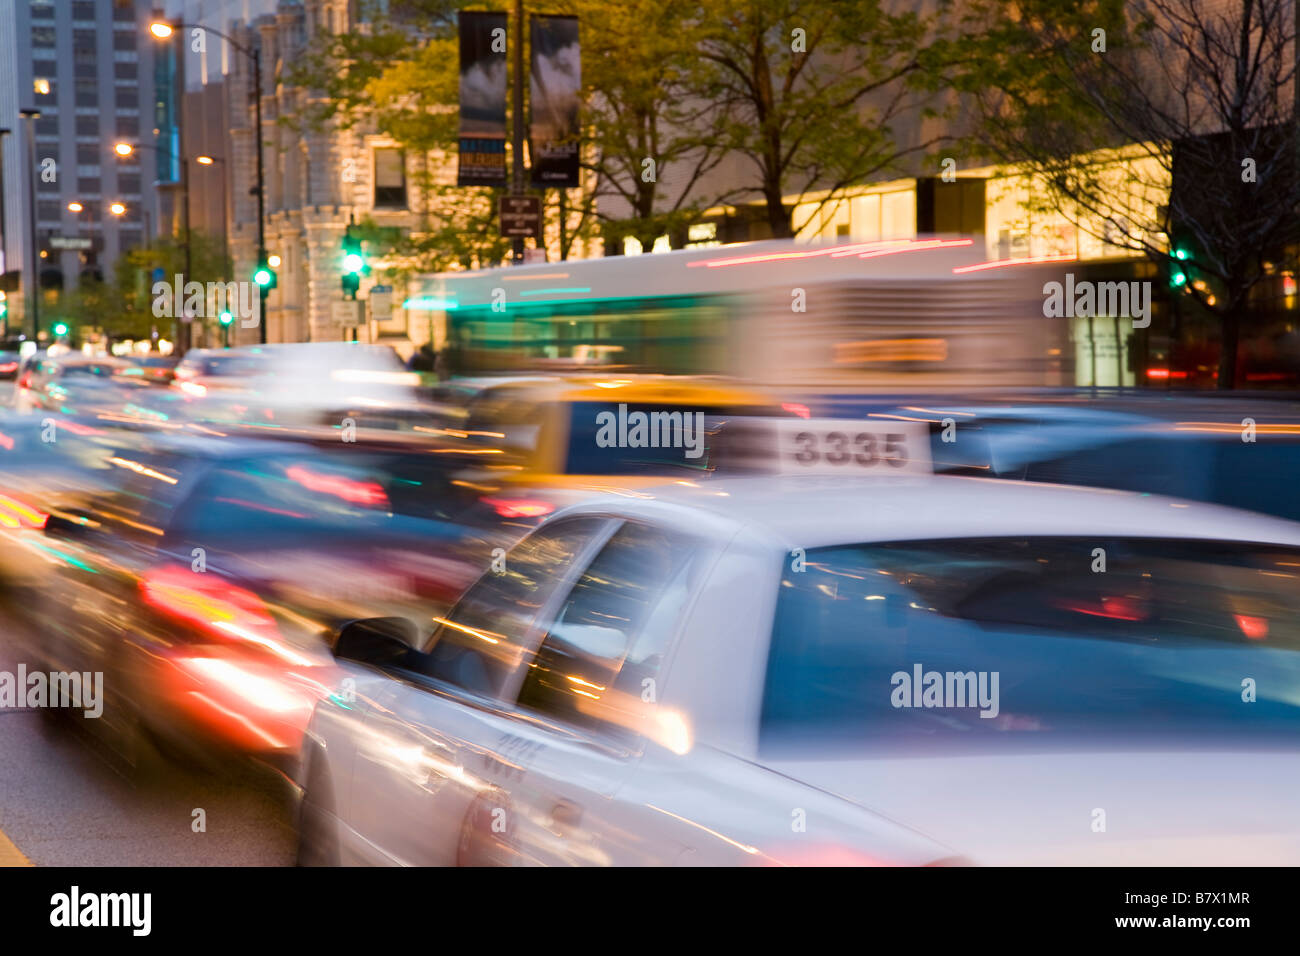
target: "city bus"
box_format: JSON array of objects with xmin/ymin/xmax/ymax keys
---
[{"xmin": 406, "ymin": 238, "xmax": 1078, "ymax": 392}]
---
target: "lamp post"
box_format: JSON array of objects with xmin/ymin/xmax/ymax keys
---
[
  {"xmin": 195, "ymin": 155, "xmax": 230, "ymax": 281},
  {"xmin": 19, "ymin": 109, "xmax": 40, "ymax": 341},
  {"xmin": 0, "ymin": 128, "xmax": 10, "ymax": 298},
  {"xmin": 149, "ymin": 18, "xmax": 266, "ymax": 344}
]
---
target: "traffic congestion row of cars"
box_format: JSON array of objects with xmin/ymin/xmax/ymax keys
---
[{"xmin": 2, "ymin": 344, "xmax": 1298, "ymax": 865}]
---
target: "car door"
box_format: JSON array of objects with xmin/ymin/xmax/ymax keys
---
[
  {"xmin": 471, "ymin": 520, "xmax": 705, "ymax": 867},
  {"xmin": 347, "ymin": 515, "xmax": 614, "ymax": 865}
]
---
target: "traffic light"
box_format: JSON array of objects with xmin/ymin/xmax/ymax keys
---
[
  {"xmin": 1169, "ymin": 245, "xmax": 1190, "ymax": 288},
  {"xmin": 219, "ymin": 310, "xmax": 233, "ymax": 327},
  {"xmin": 253, "ymin": 257, "xmax": 276, "ymax": 291},
  {"xmin": 52, "ymin": 321, "xmax": 69, "ymax": 337},
  {"xmin": 341, "ymin": 229, "xmax": 366, "ymax": 298}
]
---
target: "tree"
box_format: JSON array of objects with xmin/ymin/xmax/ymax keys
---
[
  {"xmin": 62, "ymin": 231, "xmax": 232, "ymax": 343},
  {"xmin": 692, "ymin": 0, "xmax": 953, "ymax": 238},
  {"xmin": 573, "ymin": 0, "xmax": 728, "ymax": 253},
  {"xmin": 955, "ymin": 0, "xmax": 1300, "ymax": 388}
]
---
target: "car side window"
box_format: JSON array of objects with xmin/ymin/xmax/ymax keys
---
[
  {"xmin": 515, "ymin": 521, "xmax": 694, "ymax": 743},
  {"xmin": 417, "ymin": 517, "xmax": 608, "ymax": 699}
]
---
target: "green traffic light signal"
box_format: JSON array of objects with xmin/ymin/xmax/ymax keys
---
[
  {"xmin": 254, "ymin": 267, "xmax": 272, "ymax": 287},
  {"xmin": 52, "ymin": 322, "xmax": 69, "ymax": 336},
  {"xmin": 219, "ymin": 310, "xmax": 233, "ymax": 326},
  {"xmin": 343, "ymin": 252, "xmax": 364, "ymax": 275}
]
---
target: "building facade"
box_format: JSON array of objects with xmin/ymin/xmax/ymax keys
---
[{"xmin": 0, "ymin": 0, "xmax": 170, "ymax": 336}]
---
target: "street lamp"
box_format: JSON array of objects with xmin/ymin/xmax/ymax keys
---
[
  {"xmin": 109, "ymin": 202, "xmax": 127, "ymax": 217},
  {"xmin": 149, "ymin": 17, "xmax": 266, "ymax": 344},
  {"xmin": 192, "ymin": 154, "xmax": 230, "ymax": 285},
  {"xmin": 67, "ymin": 202, "xmax": 83, "ymax": 213}
]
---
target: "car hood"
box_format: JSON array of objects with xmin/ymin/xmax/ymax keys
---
[{"xmin": 764, "ymin": 747, "xmax": 1300, "ymax": 865}]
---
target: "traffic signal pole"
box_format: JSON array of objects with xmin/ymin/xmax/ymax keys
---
[{"xmin": 253, "ymin": 45, "xmax": 267, "ymax": 344}]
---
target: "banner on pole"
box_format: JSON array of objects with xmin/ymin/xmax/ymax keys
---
[
  {"xmin": 529, "ymin": 15, "xmax": 581, "ymax": 189},
  {"xmin": 457, "ymin": 10, "xmax": 509, "ymax": 187}
]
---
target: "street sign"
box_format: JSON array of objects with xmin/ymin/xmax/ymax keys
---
[
  {"xmin": 49, "ymin": 236, "xmax": 92, "ymax": 250},
  {"xmin": 331, "ymin": 299, "xmax": 364, "ymax": 328},
  {"xmin": 500, "ymin": 195, "xmax": 541, "ymax": 238},
  {"xmin": 369, "ymin": 288, "xmax": 394, "ymax": 324}
]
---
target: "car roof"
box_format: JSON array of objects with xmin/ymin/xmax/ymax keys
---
[
  {"xmin": 554, "ymin": 474, "xmax": 1300, "ymax": 550},
  {"xmin": 477, "ymin": 375, "xmax": 775, "ymax": 406}
]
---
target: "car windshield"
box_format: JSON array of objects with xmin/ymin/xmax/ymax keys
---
[{"xmin": 762, "ymin": 536, "xmax": 1300, "ymax": 754}]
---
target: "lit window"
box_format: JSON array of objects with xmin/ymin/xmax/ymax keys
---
[{"xmin": 33, "ymin": 78, "xmax": 50, "ymax": 95}]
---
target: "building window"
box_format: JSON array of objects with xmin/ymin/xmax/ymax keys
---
[
  {"xmin": 76, "ymin": 178, "xmax": 101, "ymax": 194},
  {"xmin": 114, "ymin": 117, "xmax": 137, "ymax": 137},
  {"xmin": 118, "ymin": 174, "xmax": 141, "ymax": 195},
  {"xmin": 31, "ymin": 2, "xmax": 55, "ymax": 19},
  {"xmin": 113, "ymin": 31, "xmax": 136, "ymax": 51},
  {"xmin": 72, "ymin": 1, "xmax": 96, "ymax": 21},
  {"xmin": 113, "ymin": 0, "xmax": 134, "ymax": 20},
  {"xmin": 76, "ymin": 145, "xmax": 99, "ymax": 164},
  {"xmin": 32, "ymin": 26, "xmax": 55, "ymax": 46},
  {"xmin": 373, "ymin": 148, "xmax": 406, "ymax": 208},
  {"xmin": 75, "ymin": 80, "xmax": 98, "ymax": 107},
  {"xmin": 114, "ymin": 61, "xmax": 137, "ymax": 80},
  {"xmin": 35, "ymin": 116, "xmax": 58, "ymax": 135},
  {"xmin": 37, "ymin": 201, "xmax": 60, "ymax": 223},
  {"xmin": 33, "ymin": 77, "xmax": 52, "ymax": 96},
  {"xmin": 76, "ymin": 116, "xmax": 99, "ymax": 136},
  {"xmin": 33, "ymin": 60, "xmax": 56, "ymax": 78},
  {"xmin": 116, "ymin": 88, "xmax": 138, "ymax": 109}
]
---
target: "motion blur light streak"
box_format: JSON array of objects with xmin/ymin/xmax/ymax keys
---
[
  {"xmin": 181, "ymin": 659, "xmax": 308, "ymax": 715},
  {"xmin": 951, "ymin": 253, "xmax": 1078, "ymax": 273},
  {"xmin": 285, "ymin": 466, "xmax": 390, "ymax": 508}
]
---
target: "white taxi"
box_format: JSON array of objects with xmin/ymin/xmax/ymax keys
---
[{"xmin": 296, "ymin": 420, "xmax": 1300, "ymax": 866}]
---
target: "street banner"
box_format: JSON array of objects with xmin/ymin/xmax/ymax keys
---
[
  {"xmin": 458, "ymin": 10, "xmax": 509, "ymax": 187},
  {"xmin": 529, "ymin": 15, "xmax": 581, "ymax": 188}
]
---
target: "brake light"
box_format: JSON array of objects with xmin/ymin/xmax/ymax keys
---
[
  {"xmin": 140, "ymin": 565, "xmax": 314, "ymax": 665},
  {"xmin": 1235, "ymin": 613, "xmax": 1269, "ymax": 640},
  {"xmin": 482, "ymin": 497, "xmax": 555, "ymax": 519},
  {"xmin": 782, "ymin": 402, "xmax": 811, "ymax": 419},
  {"xmin": 0, "ymin": 362, "xmax": 17, "ymax": 374}
]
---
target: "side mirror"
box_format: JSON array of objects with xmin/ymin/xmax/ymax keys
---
[{"xmin": 333, "ymin": 617, "xmax": 420, "ymax": 667}]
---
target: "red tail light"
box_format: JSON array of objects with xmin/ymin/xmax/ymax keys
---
[
  {"xmin": 782, "ymin": 402, "xmax": 812, "ymax": 419},
  {"xmin": 482, "ymin": 497, "xmax": 556, "ymax": 519},
  {"xmin": 140, "ymin": 565, "xmax": 314, "ymax": 665},
  {"xmin": 1235, "ymin": 613, "xmax": 1269, "ymax": 640},
  {"xmin": 0, "ymin": 362, "xmax": 18, "ymax": 374}
]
